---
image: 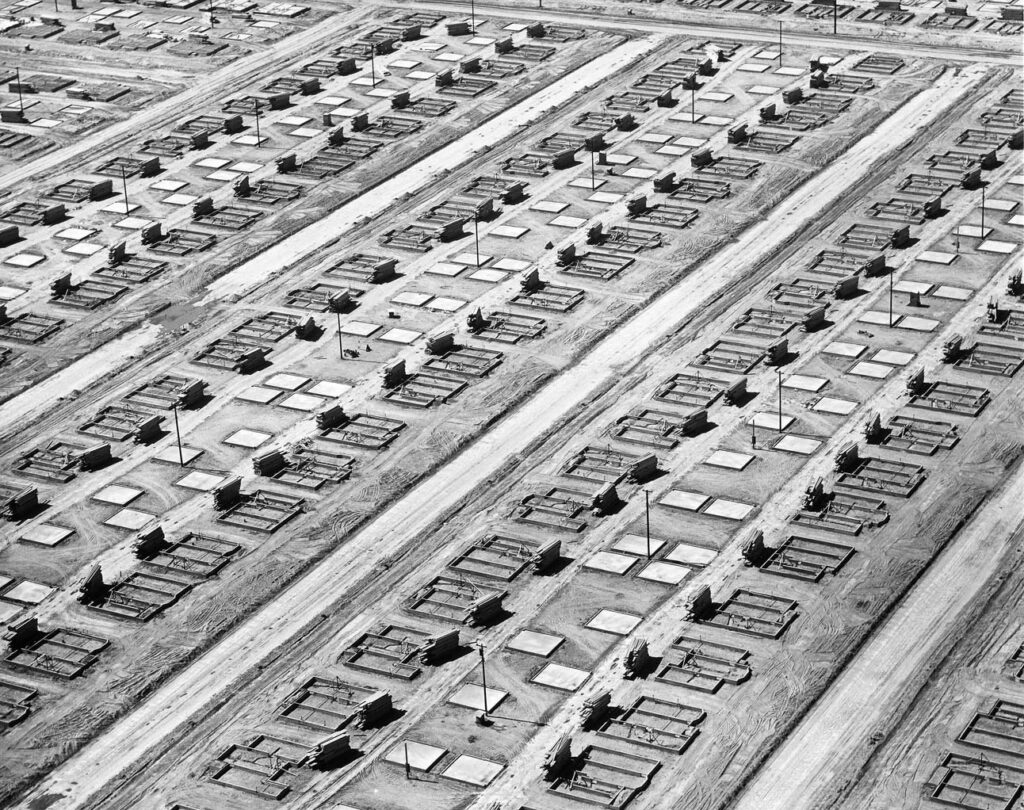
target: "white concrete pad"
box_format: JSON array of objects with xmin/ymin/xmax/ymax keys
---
[
  {"xmin": 750, "ymin": 413, "xmax": 794, "ymax": 431},
  {"xmin": 207, "ymin": 169, "xmax": 240, "ymax": 181},
  {"xmin": 442, "ymin": 755, "xmax": 503, "ymax": 787},
  {"xmin": 453, "ymin": 252, "xmax": 492, "ymax": 266},
  {"xmin": 105, "ymin": 509, "xmax": 155, "ymax": 531},
  {"xmin": 955, "ymin": 225, "xmax": 992, "ymax": 238},
  {"xmin": 813, "ymin": 397, "xmax": 857, "ymax": 415},
  {"xmin": 507, "ymin": 629, "xmax": 563, "ymax": 657},
  {"xmin": 532, "ymin": 663, "xmax": 590, "ymax": 691},
  {"xmin": 1008, "ymin": 214, "xmax": 1024, "ymax": 228},
  {"xmin": 55, "ymin": 227, "xmax": 95, "ymax": 242},
  {"xmin": 152, "ymin": 445, "xmax": 202, "ymax": 465},
  {"xmin": 530, "ymin": 200, "xmax": 567, "ymax": 213},
  {"xmin": 225, "ymin": 429, "xmax": 271, "ymax": 448},
  {"xmin": 586, "ymin": 609, "xmax": 642, "ymax": 635},
  {"xmin": 978, "ymin": 240, "xmax": 1018, "ymax": 254},
  {"xmin": 748, "ymin": 84, "xmax": 778, "ymax": 95},
  {"xmin": 0, "ymin": 286, "xmax": 25, "ymax": 301},
  {"xmin": 703, "ymin": 499, "xmax": 754, "ymax": 520},
  {"xmin": 859, "ymin": 310, "xmax": 896, "ymax": 326},
  {"xmin": 568, "ymin": 178, "xmax": 604, "ymax": 190},
  {"xmin": 385, "ymin": 741, "xmax": 446, "ymax": 771},
  {"xmin": 776, "ymin": 66, "xmax": 805, "ymax": 76},
  {"xmin": 674, "ymin": 136, "xmax": 706, "ymax": 148},
  {"xmin": 231, "ymin": 162, "xmax": 263, "ymax": 172},
  {"xmin": 405, "ymin": 71, "xmax": 435, "ymax": 81},
  {"xmin": 704, "ymin": 450, "xmax": 754, "ymax": 470},
  {"xmin": 18, "ymin": 523, "xmax": 74, "ymax": 547},
  {"xmin": 278, "ymin": 116, "xmax": 310, "ymax": 127},
  {"xmin": 114, "ymin": 217, "xmax": 154, "ymax": 230},
  {"xmin": 65, "ymin": 242, "xmax": 104, "ymax": 257},
  {"xmin": 661, "ymin": 490, "xmax": 710, "ymax": 512},
  {"xmin": 893, "ymin": 280, "xmax": 932, "ymax": 295},
  {"xmin": 665, "ymin": 543, "xmax": 717, "ymax": 566},
  {"xmin": 379, "ymin": 328, "xmax": 422, "ymax": 344},
  {"xmin": 264, "ymin": 373, "xmax": 309, "ymax": 390},
  {"xmin": 392, "ymin": 291, "xmax": 433, "ymax": 307},
  {"xmin": 738, "ymin": 62, "xmax": 770, "ymax": 72},
  {"xmin": 279, "ymin": 393, "xmax": 323, "ymax": 412},
  {"xmin": 604, "ymin": 153, "xmax": 636, "ymax": 165},
  {"xmin": 195, "ymin": 157, "xmax": 230, "ymax": 169},
  {"xmin": 490, "ymin": 225, "xmax": 528, "ymax": 239},
  {"xmin": 289, "ymin": 127, "xmax": 322, "ymax": 138},
  {"xmin": 637, "ymin": 561, "xmax": 690, "ymax": 585},
  {"xmin": 612, "ymin": 534, "xmax": 666, "ymax": 557},
  {"xmin": 100, "ymin": 201, "xmax": 139, "ymax": 215},
  {"xmin": 427, "ymin": 262, "xmax": 464, "ymax": 277},
  {"xmin": 703, "ymin": 91, "xmax": 734, "ymax": 102},
  {"xmin": 898, "ymin": 316, "xmax": 938, "ymax": 332},
  {"xmin": 424, "ymin": 296, "xmax": 467, "ymax": 312},
  {"xmin": 550, "ymin": 215, "xmax": 587, "ymax": 228},
  {"xmin": 93, "ymin": 485, "xmax": 142, "ymax": 506},
  {"xmin": 2, "ymin": 581, "xmax": 53, "ymax": 605},
  {"xmin": 775, "ymin": 435, "xmax": 822, "ymax": 455},
  {"xmin": 448, "ymin": 683, "xmax": 508, "ymax": 711},
  {"xmin": 823, "ymin": 341, "xmax": 866, "ymax": 358},
  {"xmin": 982, "ymin": 198, "xmax": 1017, "ymax": 212},
  {"xmin": 493, "ymin": 258, "xmax": 531, "ymax": 271},
  {"xmin": 0, "ymin": 603, "xmax": 22, "ymax": 624},
  {"xmin": 339, "ymin": 320, "xmax": 380, "ymax": 337},
  {"xmin": 389, "ymin": 59, "xmax": 420, "ymax": 69},
  {"xmin": 701, "ymin": 115, "xmax": 733, "ymax": 126},
  {"xmin": 236, "ymin": 386, "xmax": 281, "ymax": 404},
  {"xmin": 872, "ymin": 349, "xmax": 914, "ymax": 366},
  {"xmin": 307, "ymin": 380, "xmax": 350, "ymax": 398},
  {"xmin": 3, "ymin": 253, "xmax": 45, "ymax": 268},
  {"xmin": 933, "ymin": 285, "xmax": 971, "ymax": 300},
  {"xmin": 917, "ymin": 250, "xmax": 956, "ymax": 264},
  {"xmin": 175, "ymin": 471, "xmax": 226, "ymax": 491},
  {"xmin": 163, "ymin": 193, "xmax": 198, "ymax": 206},
  {"xmin": 783, "ymin": 374, "xmax": 827, "ymax": 392},
  {"xmin": 622, "ymin": 167, "xmax": 657, "ymax": 179},
  {"xmin": 850, "ymin": 361, "xmax": 892, "ymax": 379},
  {"xmin": 588, "ymin": 192, "xmax": 623, "ymax": 204},
  {"xmin": 657, "ymin": 145, "xmax": 690, "ymax": 157},
  {"xmin": 583, "ymin": 551, "xmax": 636, "ymax": 575},
  {"xmin": 467, "ymin": 269, "xmax": 507, "ymax": 283},
  {"xmin": 637, "ymin": 132, "xmax": 671, "ymax": 144}
]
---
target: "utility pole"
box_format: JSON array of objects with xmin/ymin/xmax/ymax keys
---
[
  {"xmin": 253, "ymin": 98, "xmax": 261, "ymax": 146},
  {"xmin": 644, "ymin": 489, "xmax": 651, "ymax": 559},
  {"xmin": 404, "ymin": 742, "xmax": 411, "ymax": 779},
  {"xmin": 336, "ymin": 311, "xmax": 344, "ymax": 359},
  {"xmin": 471, "ymin": 0, "xmax": 476, "ymax": 31},
  {"xmin": 478, "ymin": 644, "xmax": 489, "ymax": 715},
  {"xmin": 120, "ymin": 165, "xmax": 130, "ymax": 214},
  {"xmin": 778, "ymin": 22, "xmax": 783, "ymax": 66},
  {"xmin": 171, "ymin": 403, "xmax": 184, "ymax": 467},
  {"xmin": 590, "ymin": 148, "xmax": 596, "ymax": 191},
  {"xmin": 368, "ymin": 43, "xmax": 377, "ymax": 87},
  {"xmin": 691, "ymin": 84, "xmax": 696, "ymax": 124},
  {"xmin": 980, "ymin": 184, "xmax": 986, "ymax": 237},
  {"xmin": 833, "ymin": 0, "xmax": 838, "ymax": 36}
]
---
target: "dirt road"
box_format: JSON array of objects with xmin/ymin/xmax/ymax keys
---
[{"xmin": 729, "ymin": 462, "xmax": 1024, "ymax": 810}]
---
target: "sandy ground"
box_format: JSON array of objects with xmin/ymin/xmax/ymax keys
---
[{"xmin": 10, "ymin": 49, "xmax": 992, "ymax": 810}]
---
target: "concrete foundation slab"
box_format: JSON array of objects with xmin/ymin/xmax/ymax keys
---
[
  {"xmin": 468, "ymin": 269, "xmax": 507, "ymax": 282},
  {"xmin": 705, "ymin": 450, "xmax": 754, "ymax": 470},
  {"xmin": 893, "ymin": 280, "xmax": 931, "ymax": 295},
  {"xmin": 813, "ymin": 397, "xmax": 858, "ymax": 415},
  {"xmin": 819, "ymin": 339, "xmax": 868, "ymax": 356},
  {"xmin": 279, "ymin": 393, "xmax": 323, "ymax": 411},
  {"xmin": 491, "ymin": 225, "xmax": 528, "ymax": 238},
  {"xmin": 604, "ymin": 153, "xmax": 636, "ymax": 165},
  {"xmin": 265, "ymin": 373, "xmax": 310, "ymax": 391},
  {"xmin": 493, "ymin": 258, "xmax": 531, "ymax": 271},
  {"xmin": 454, "ymin": 252, "xmax": 492, "ymax": 266},
  {"xmin": 93, "ymin": 485, "xmax": 143, "ymax": 506},
  {"xmin": 933, "ymin": 285, "xmax": 971, "ymax": 300},
  {"xmin": 917, "ymin": 250, "xmax": 956, "ymax": 264},
  {"xmin": 508, "ymin": 629, "xmax": 564, "ymax": 657},
  {"xmin": 665, "ymin": 543, "xmax": 717, "ymax": 566},
  {"xmin": 427, "ymin": 262, "xmax": 464, "ymax": 276},
  {"xmin": 568, "ymin": 179, "xmax": 604, "ymax": 190},
  {"xmin": 613, "ymin": 534, "xmax": 666, "ymax": 556},
  {"xmin": 18, "ymin": 523, "xmax": 74, "ymax": 547},
  {"xmin": 531, "ymin": 200, "xmax": 567, "ymax": 213},
  {"xmin": 532, "ymin": 662, "xmax": 590, "ymax": 691},
  {"xmin": 704, "ymin": 499, "xmax": 754, "ymax": 520},
  {"xmin": 955, "ymin": 225, "xmax": 992, "ymax": 238},
  {"xmin": 622, "ymin": 167, "xmax": 657, "ymax": 179},
  {"xmin": 587, "ymin": 609, "xmax": 642, "ymax": 635},
  {"xmin": 738, "ymin": 62, "xmax": 770, "ymax": 72},
  {"xmin": 775, "ymin": 435, "xmax": 822, "ymax": 455},
  {"xmin": 783, "ymin": 374, "xmax": 827, "ymax": 392},
  {"xmin": 448, "ymin": 683, "xmax": 508, "ymax": 712},
  {"xmin": 105, "ymin": 508, "xmax": 155, "ymax": 530},
  {"xmin": 2, "ymin": 581, "xmax": 53, "ymax": 605},
  {"xmin": 873, "ymin": 349, "xmax": 915, "ymax": 365},
  {"xmin": 225, "ymin": 429, "xmax": 272, "ymax": 448},
  {"xmin": 859, "ymin": 310, "xmax": 895, "ymax": 326},
  {"xmin": 899, "ymin": 316, "xmax": 939, "ymax": 332},
  {"xmin": 637, "ymin": 561, "xmax": 690, "ymax": 585},
  {"xmin": 850, "ymin": 361, "xmax": 892, "ymax": 379},
  {"xmin": 384, "ymin": 741, "xmax": 446, "ymax": 771},
  {"xmin": 750, "ymin": 413, "xmax": 794, "ymax": 431},
  {"xmin": 308, "ymin": 381, "xmax": 350, "ymax": 398},
  {"xmin": 176, "ymin": 471, "xmax": 226, "ymax": 491},
  {"xmin": 588, "ymin": 192, "xmax": 623, "ymax": 204},
  {"xmin": 662, "ymin": 490, "xmax": 711, "ymax": 511},
  {"xmin": 442, "ymin": 755, "xmax": 504, "ymax": 786},
  {"xmin": 379, "ymin": 328, "xmax": 422, "ymax": 344},
  {"xmin": 584, "ymin": 551, "xmax": 636, "ymax": 575},
  {"xmin": 237, "ymin": 386, "xmax": 281, "ymax": 404},
  {"xmin": 978, "ymin": 240, "xmax": 1018, "ymax": 254},
  {"xmin": 4, "ymin": 254, "xmax": 46, "ymax": 268},
  {"xmin": 339, "ymin": 321, "xmax": 381, "ymax": 337},
  {"xmin": 153, "ymin": 445, "xmax": 202, "ymax": 465}
]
